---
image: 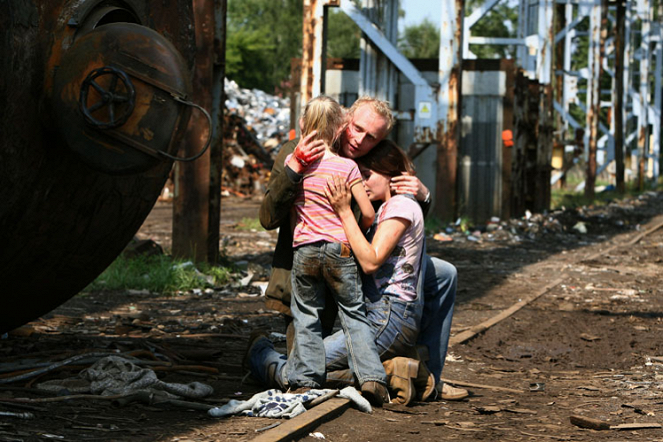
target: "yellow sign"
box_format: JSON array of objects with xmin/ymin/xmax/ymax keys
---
[{"xmin": 418, "ymin": 101, "xmax": 432, "ymax": 119}]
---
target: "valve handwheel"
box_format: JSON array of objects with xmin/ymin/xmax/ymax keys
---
[{"xmin": 79, "ymin": 66, "xmax": 136, "ymax": 129}]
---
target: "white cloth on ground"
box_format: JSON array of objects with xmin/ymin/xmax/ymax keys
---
[{"xmin": 208, "ymin": 386, "xmax": 371, "ymax": 419}]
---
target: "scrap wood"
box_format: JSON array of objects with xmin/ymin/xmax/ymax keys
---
[
  {"xmin": 0, "ymin": 352, "xmax": 114, "ymax": 385},
  {"xmin": 221, "ymin": 186, "xmax": 248, "ymax": 198},
  {"xmin": 440, "ymin": 378, "xmax": 525, "ymax": 394},
  {"xmin": 474, "ymin": 405, "xmax": 536, "ymax": 414},
  {"xmin": 449, "ymin": 277, "xmax": 564, "ymax": 346},
  {"xmin": 520, "ymin": 431, "xmax": 570, "ymax": 440},
  {"xmin": 421, "ymin": 420, "xmax": 449, "ymax": 426},
  {"xmin": 0, "ymin": 411, "xmax": 34, "ymax": 419},
  {"xmin": 151, "ymin": 365, "xmax": 218, "ymax": 374},
  {"xmin": 251, "ymin": 398, "xmax": 351, "ymax": 442},
  {"xmin": 569, "ymin": 415, "xmax": 611, "ymax": 430},
  {"xmin": 305, "ymin": 389, "xmax": 338, "ymax": 409},
  {"xmin": 0, "ymin": 392, "xmax": 153, "ymax": 404},
  {"xmin": 0, "ymin": 401, "xmax": 46, "ymax": 412},
  {"xmin": 611, "ymin": 422, "xmax": 662, "ymax": 430}
]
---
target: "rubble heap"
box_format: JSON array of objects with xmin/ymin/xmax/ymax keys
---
[
  {"xmin": 431, "ymin": 191, "xmax": 660, "ymax": 245},
  {"xmin": 224, "ymin": 78, "xmax": 290, "ymax": 146},
  {"xmin": 160, "ymin": 80, "xmax": 291, "ymax": 201},
  {"xmin": 221, "ymin": 79, "xmax": 291, "ymax": 198}
]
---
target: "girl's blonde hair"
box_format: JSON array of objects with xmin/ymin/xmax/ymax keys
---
[{"xmin": 301, "ymin": 95, "xmax": 345, "ymax": 152}]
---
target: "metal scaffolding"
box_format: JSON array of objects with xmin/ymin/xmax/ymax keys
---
[{"xmin": 301, "ymin": 0, "xmax": 662, "ymax": 219}]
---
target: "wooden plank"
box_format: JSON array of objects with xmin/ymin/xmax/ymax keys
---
[
  {"xmin": 449, "ymin": 277, "xmax": 564, "ymax": 346},
  {"xmin": 569, "ymin": 415, "xmax": 610, "ymax": 430},
  {"xmin": 251, "ymin": 398, "xmax": 351, "ymax": 442},
  {"xmin": 440, "ymin": 378, "xmax": 524, "ymax": 394},
  {"xmin": 610, "ymin": 422, "xmax": 662, "ymax": 430}
]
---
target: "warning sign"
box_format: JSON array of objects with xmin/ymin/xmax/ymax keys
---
[{"xmin": 418, "ymin": 101, "xmax": 432, "ymax": 119}]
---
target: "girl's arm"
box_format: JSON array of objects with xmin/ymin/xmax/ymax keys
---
[
  {"xmin": 349, "ymin": 182, "xmax": 375, "ymax": 232},
  {"xmin": 326, "ymin": 177, "xmax": 410, "ymax": 275}
]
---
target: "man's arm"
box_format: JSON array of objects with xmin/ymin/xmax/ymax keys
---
[
  {"xmin": 390, "ymin": 174, "xmax": 432, "ymax": 217},
  {"xmin": 259, "ymin": 133, "xmax": 327, "ymax": 229},
  {"xmin": 259, "ymin": 139, "xmax": 299, "ymax": 230}
]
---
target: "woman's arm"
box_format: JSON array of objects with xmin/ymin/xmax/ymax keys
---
[
  {"xmin": 326, "ymin": 177, "xmax": 410, "ymax": 274},
  {"xmin": 349, "ymin": 182, "xmax": 375, "ymax": 232}
]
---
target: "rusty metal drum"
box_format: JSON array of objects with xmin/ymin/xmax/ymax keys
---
[{"xmin": 0, "ymin": 0, "xmax": 196, "ymax": 333}]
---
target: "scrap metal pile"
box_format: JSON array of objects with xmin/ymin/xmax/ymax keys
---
[
  {"xmin": 159, "ymin": 80, "xmax": 290, "ymax": 201},
  {"xmin": 221, "ymin": 79, "xmax": 291, "ymax": 198}
]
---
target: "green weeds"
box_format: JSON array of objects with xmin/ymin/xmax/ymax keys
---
[
  {"xmin": 235, "ymin": 217, "xmax": 264, "ymax": 231},
  {"xmin": 85, "ymin": 254, "xmax": 232, "ymax": 293}
]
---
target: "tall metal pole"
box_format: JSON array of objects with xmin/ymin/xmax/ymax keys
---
[
  {"xmin": 435, "ymin": 0, "xmax": 464, "ymax": 220},
  {"xmin": 614, "ymin": 0, "xmax": 626, "ymax": 193},
  {"xmin": 301, "ymin": 0, "xmax": 326, "ymax": 107},
  {"xmin": 636, "ymin": 0, "xmax": 651, "ymax": 191},
  {"xmin": 584, "ymin": 0, "xmax": 607, "ymax": 200}
]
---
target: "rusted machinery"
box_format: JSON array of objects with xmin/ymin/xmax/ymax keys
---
[{"xmin": 0, "ymin": 1, "xmax": 203, "ymax": 333}]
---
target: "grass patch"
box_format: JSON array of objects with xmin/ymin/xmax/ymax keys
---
[
  {"xmin": 85, "ymin": 254, "xmax": 232, "ymax": 293},
  {"xmin": 235, "ymin": 217, "xmax": 264, "ymax": 231}
]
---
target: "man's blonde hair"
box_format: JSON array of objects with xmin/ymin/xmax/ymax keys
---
[
  {"xmin": 301, "ymin": 95, "xmax": 345, "ymax": 152},
  {"xmin": 347, "ymin": 96, "xmax": 395, "ymax": 133}
]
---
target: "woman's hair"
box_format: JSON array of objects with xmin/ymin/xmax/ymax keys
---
[
  {"xmin": 301, "ymin": 95, "xmax": 345, "ymax": 152},
  {"xmin": 347, "ymin": 96, "xmax": 395, "ymax": 134},
  {"xmin": 356, "ymin": 139, "xmax": 415, "ymax": 178}
]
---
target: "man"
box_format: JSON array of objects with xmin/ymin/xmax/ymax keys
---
[{"xmin": 259, "ymin": 96, "xmax": 466, "ymax": 401}]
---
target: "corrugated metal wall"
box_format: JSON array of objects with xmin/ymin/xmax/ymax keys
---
[{"xmin": 459, "ymin": 95, "xmax": 504, "ymax": 223}]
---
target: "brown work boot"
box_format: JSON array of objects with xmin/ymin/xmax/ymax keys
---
[
  {"xmin": 413, "ymin": 361, "xmax": 437, "ymax": 402},
  {"xmin": 382, "ymin": 357, "xmax": 418, "ymax": 406},
  {"xmin": 440, "ymin": 383, "xmax": 469, "ymax": 401},
  {"xmin": 361, "ymin": 381, "xmax": 389, "ymax": 407}
]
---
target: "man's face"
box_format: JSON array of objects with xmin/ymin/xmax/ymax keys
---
[{"xmin": 340, "ymin": 104, "xmax": 389, "ymax": 159}]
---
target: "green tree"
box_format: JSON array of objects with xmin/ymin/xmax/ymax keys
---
[
  {"xmin": 466, "ymin": 0, "xmax": 518, "ymax": 58},
  {"xmin": 227, "ymin": 0, "xmax": 303, "ymax": 93},
  {"xmin": 398, "ymin": 18, "xmax": 440, "ymax": 59},
  {"xmin": 327, "ymin": 9, "xmax": 361, "ymax": 58}
]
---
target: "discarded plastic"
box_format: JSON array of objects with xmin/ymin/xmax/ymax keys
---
[
  {"xmin": 529, "ymin": 383, "xmax": 545, "ymax": 392},
  {"xmin": 0, "ymin": 410, "xmax": 35, "ymax": 419}
]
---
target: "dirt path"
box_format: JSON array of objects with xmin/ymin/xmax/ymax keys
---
[{"xmin": 1, "ymin": 193, "xmax": 662, "ymax": 441}]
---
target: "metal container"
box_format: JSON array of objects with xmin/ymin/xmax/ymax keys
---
[{"xmin": 0, "ymin": 0, "xmax": 196, "ymax": 333}]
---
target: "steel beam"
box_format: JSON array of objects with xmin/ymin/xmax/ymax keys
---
[{"xmin": 339, "ymin": 0, "xmax": 437, "ymax": 142}]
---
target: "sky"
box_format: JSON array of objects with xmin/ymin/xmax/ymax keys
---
[{"xmin": 399, "ymin": 0, "xmax": 441, "ymax": 32}]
